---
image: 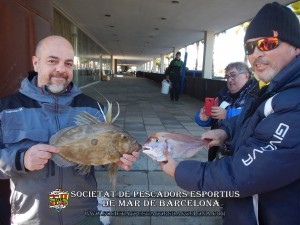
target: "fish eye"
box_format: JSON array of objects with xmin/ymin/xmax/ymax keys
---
[
  {"xmin": 155, "ymin": 138, "xmax": 159, "ymax": 143},
  {"xmin": 121, "ymin": 134, "xmax": 128, "ymax": 139}
]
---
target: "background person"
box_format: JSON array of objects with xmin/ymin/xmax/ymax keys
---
[
  {"xmin": 161, "ymin": 2, "xmax": 300, "ymax": 225},
  {"xmin": 0, "ymin": 35, "xmax": 139, "ymax": 225},
  {"xmin": 195, "ymin": 62, "xmax": 257, "ymax": 161},
  {"xmin": 167, "ymin": 51, "xmax": 184, "ymax": 101}
]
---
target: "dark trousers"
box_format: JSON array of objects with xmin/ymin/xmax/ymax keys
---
[
  {"xmin": 0, "ymin": 179, "xmax": 11, "ymax": 225},
  {"xmin": 170, "ymin": 79, "xmax": 180, "ymax": 100}
]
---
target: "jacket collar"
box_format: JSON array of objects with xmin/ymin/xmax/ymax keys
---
[{"xmin": 19, "ymin": 71, "xmax": 81, "ymax": 105}]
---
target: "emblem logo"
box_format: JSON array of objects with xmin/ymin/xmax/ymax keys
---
[{"xmin": 49, "ymin": 189, "xmax": 70, "ymax": 212}]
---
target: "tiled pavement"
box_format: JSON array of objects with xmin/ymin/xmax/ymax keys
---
[{"xmin": 81, "ymin": 76, "xmax": 223, "ymax": 225}]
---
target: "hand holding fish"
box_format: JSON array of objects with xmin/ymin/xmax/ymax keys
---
[
  {"xmin": 201, "ymin": 129, "xmax": 228, "ymax": 148},
  {"xmin": 160, "ymin": 151, "xmax": 177, "ymax": 177},
  {"xmin": 116, "ymin": 151, "xmax": 140, "ymax": 171},
  {"xmin": 24, "ymin": 144, "xmax": 59, "ymax": 171}
]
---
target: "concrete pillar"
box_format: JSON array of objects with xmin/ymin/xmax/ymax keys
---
[
  {"xmin": 160, "ymin": 54, "xmax": 165, "ymax": 73},
  {"xmin": 114, "ymin": 59, "xmax": 118, "ymax": 74},
  {"xmin": 110, "ymin": 55, "xmax": 114, "ymax": 74},
  {"xmin": 152, "ymin": 58, "xmax": 156, "ymax": 72},
  {"xmin": 71, "ymin": 26, "xmax": 79, "ymax": 85},
  {"xmin": 202, "ymin": 31, "xmax": 214, "ymax": 79},
  {"xmin": 99, "ymin": 54, "xmax": 103, "ymax": 79},
  {"xmin": 195, "ymin": 41, "xmax": 200, "ymax": 70}
]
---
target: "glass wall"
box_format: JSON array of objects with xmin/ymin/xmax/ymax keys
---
[{"xmin": 53, "ymin": 9, "xmax": 111, "ymax": 87}]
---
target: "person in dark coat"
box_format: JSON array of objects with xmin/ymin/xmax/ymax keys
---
[
  {"xmin": 161, "ymin": 2, "xmax": 300, "ymax": 225},
  {"xmin": 167, "ymin": 51, "xmax": 184, "ymax": 101}
]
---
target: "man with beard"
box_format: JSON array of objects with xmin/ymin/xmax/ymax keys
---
[
  {"xmin": 161, "ymin": 2, "xmax": 300, "ymax": 225},
  {"xmin": 0, "ymin": 35, "xmax": 139, "ymax": 225}
]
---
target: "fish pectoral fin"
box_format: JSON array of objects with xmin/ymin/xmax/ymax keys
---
[
  {"xmin": 165, "ymin": 139, "xmax": 173, "ymax": 155},
  {"xmin": 74, "ymin": 165, "xmax": 92, "ymax": 175},
  {"xmin": 51, "ymin": 153, "xmax": 76, "ymax": 167}
]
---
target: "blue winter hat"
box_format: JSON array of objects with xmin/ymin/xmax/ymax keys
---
[{"xmin": 244, "ymin": 2, "xmax": 300, "ymax": 48}]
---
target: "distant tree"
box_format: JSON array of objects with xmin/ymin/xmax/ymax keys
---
[
  {"xmin": 290, "ymin": 1, "xmax": 300, "ymax": 17},
  {"xmin": 155, "ymin": 58, "xmax": 161, "ymax": 69},
  {"xmin": 165, "ymin": 53, "xmax": 173, "ymax": 66},
  {"xmin": 240, "ymin": 21, "xmax": 251, "ymax": 64}
]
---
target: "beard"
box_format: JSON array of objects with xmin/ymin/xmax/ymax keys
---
[
  {"xmin": 252, "ymin": 58, "xmax": 277, "ymax": 83},
  {"xmin": 46, "ymin": 73, "xmax": 69, "ymax": 94},
  {"xmin": 47, "ymin": 83, "xmax": 67, "ymax": 94}
]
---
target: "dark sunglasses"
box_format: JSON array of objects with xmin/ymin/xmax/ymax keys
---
[{"xmin": 244, "ymin": 37, "xmax": 280, "ymax": 55}]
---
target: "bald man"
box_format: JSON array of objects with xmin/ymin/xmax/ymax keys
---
[{"xmin": 0, "ymin": 35, "xmax": 139, "ymax": 225}]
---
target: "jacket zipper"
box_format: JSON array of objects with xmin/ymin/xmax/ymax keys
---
[{"xmin": 54, "ymin": 96, "xmax": 64, "ymax": 225}]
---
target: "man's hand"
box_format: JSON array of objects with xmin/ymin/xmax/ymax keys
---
[
  {"xmin": 116, "ymin": 151, "xmax": 140, "ymax": 171},
  {"xmin": 24, "ymin": 144, "xmax": 59, "ymax": 171},
  {"xmin": 160, "ymin": 151, "xmax": 178, "ymax": 177},
  {"xmin": 211, "ymin": 106, "xmax": 227, "ymax": 120},
  {"xmin": 201, "ymin": 129, "xmax": 228, "ymax": 148}
]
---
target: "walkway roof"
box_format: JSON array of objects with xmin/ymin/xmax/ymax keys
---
[{"xmin": 54, "ymin": 0, "xmax": 295, "ymax": 65}]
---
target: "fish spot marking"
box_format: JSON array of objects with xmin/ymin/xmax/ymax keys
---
[{"xmin": 91, "ymin": 139, "xmax": 99, "ymax": 145}]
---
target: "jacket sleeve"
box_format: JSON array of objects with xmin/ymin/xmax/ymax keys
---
[
  {"xmin": 218, "ymin": 115, "xmax": 238, "ymax": 139},
  {"xmin": 0, "ymin": 119, "xmax": 29, "ymax": 178},
  {"xmin": 226, "ymin": 108, "xmax": 242, "ymax": 119},
  {"xmin": 194, "ymin": 112, "xmax": 211, "ymax": 127},
  {"xmin": 175, "ymin": 94, "xmax": 300, "ymax": 197},
  {"xmin": 0, "ymin": 147, "xmax": 28, "ymax": 178}
]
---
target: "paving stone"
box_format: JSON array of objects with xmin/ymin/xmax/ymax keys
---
[{"xmin": 81, "ymin": 77, "xmax": 222, "ymax": 225}]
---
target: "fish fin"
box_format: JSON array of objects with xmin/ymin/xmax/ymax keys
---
[
  {"xmin": 108, "ymin": 163, "xmax": 118, "ymax": 191},
  {"xmin": 111, "ymin": 102, "xmax": 120, "ymax": 123},
  {"xmin": 75, "ymin": 111, "xmax": 103, "ymax": 125},
  {"xmin": 74, "ymin": 164, "xmax": 92, "ymax": 175},
  {"xmin": 49, "ymin": 127, "xmax": 75, "ymax": 145},
  {"xmin": 98, "ymin": 101, "xmax": 107, "ymax": 123},
  {"xmin": 165, "ymin": 139, "xmax": 174, "ymax": 155},
  {"xmin": 105, "ymin": 99, "xmax": 112, "ymax": 123},
  {"xmin": 83, "ymin": 87, "xmax": 120, "ymax": 124},
  {"xmin": 51, "ymin": 154, "xmax": 76, "ymax": 167}
]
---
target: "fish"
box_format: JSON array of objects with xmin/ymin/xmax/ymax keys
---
[
  {"xmin": 142, "ymin": 132, "xmax": 208, "ymax": 162},
  {"xmin": 50, "ymin": 100, "xmax": 142, "ymax": 177}
]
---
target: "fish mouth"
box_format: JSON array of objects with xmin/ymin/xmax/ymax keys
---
[{"xmin": 142, "ymin": 146, "xmax": 152, "ymax": 151}]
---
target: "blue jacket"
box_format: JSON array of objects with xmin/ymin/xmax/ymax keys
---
[
  {"xmin": 195, "ymin": 79, "xmax": 257, "ymax": 127},
  {"xmin": 175, "ymin": 55, "xmax": 300, "ymax": 225},
  {"xmin": 0, "ymin": 73, "xmax": 105, "ymax": 225}
]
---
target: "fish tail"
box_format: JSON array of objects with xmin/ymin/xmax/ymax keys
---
[{"xmin": 108, "ymin": 163, "xmax": 118, "ymax": 191}]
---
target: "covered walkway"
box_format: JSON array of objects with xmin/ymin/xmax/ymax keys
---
[{"xmin": 81, "ymin": 76, "xmax": 223, "ymax": 225}]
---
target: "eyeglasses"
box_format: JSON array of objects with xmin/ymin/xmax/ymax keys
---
[
  {"xmin": 244, "ymin": 37, "xmax": 280, "ymax": 55},
  {"xmin": 225, "ymin": 72, "xmax": 244, "ymax": 80}
]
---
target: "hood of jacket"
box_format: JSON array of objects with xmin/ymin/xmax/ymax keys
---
[
  {"xmin": 19, "ymin": 71, "xmax": 81, "ymax": 105},
  {"xmin": 266, "ymin": 55, "xmax": 300, "ymax": 94}
]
